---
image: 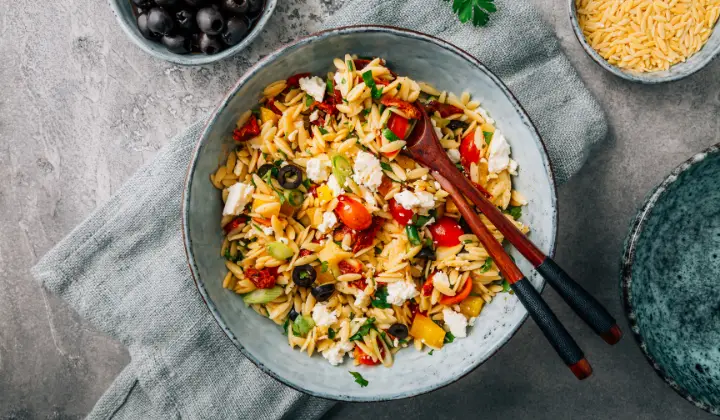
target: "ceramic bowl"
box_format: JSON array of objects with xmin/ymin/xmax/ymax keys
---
[
  {"xmin": 182, "ymin": 26, "xmax": 558, "ymax": 401},
  {"xmin": 622, "ymin": 143, "xmax": 720, "ymax": 415},
  {"xmin": 569, "ymin": 0, "xmax": 720, "ymax": 83},
  {"xmin": 107, "ymin": 0, "xmax": 277, "ymax": 66}
]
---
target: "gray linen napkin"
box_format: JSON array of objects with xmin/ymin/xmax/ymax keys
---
[{"xmin": 32, "ymin": 1, "xmax": 607, "ymax": 419}]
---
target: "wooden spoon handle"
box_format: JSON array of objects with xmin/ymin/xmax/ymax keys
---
[{"xmin": 433, "ymin": 172, "xmax": 591, "ymax": 379}]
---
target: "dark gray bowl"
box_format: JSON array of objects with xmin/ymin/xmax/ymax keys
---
[
  {"xmin": 622, "ymin": 143, "xmax": 720, "ymax": 416},
  {"xmin": 108, "ymin": 0, "xmax": 277, "ymax": 65}
]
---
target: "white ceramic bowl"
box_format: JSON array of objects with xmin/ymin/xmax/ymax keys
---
[{"xmin": 182, "ymin": 26, "xmax": 558, "ymax": 401}]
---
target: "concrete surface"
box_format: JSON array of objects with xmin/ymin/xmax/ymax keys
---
[{"xmin": 0, "ymin": 0, "xmax": 718, "ymax": 418}]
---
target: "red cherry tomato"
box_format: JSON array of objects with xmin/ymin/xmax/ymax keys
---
[
  {"xmin": 388, "ymin": 198, "xmax": 413, "ymax": 226},
  {"xmin": 387, "ymin": 114, "xmax": 410, "ymax": 140},
  {"xmin": 335, "ymin": 195, "xmax": 372, "ymax": 230},
  {"xmin": 428, "ymin": 216, "xmax": 464, "ymax": 247},
  {"xmin": 459, "ymin": 129, "xmax": 482, "ymax": 170},
  {"xmin": 354, "ymin": 342, "xmax": 385, "ymax": 366}
]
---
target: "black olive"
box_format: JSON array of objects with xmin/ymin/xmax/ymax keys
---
[
  {"xmin": 162, "ymin": 33, "xmax": 191, "ymax": 54},
  {"xmin": 417, "ymin": 247, "xmax": 436, "ymax": 261},
  {"xmin": 256, "ymin": 163, "xmax": 276, "ymax": 179},
  {"xmin": 446, "ymin": 120, "xmax": 470, "ymax": 131},
  {"xmin": 459, "ymin": 217, "xmax": 471, "ymax": 234},
  {"xmin": 146, "ymin": 7, "xmax": 175, "ymax": 35},
  {"xmin": 221, "ymin": 0, "xmax": 249, "ymax": 14},
  {"xmin": 292, "ymin": 264, "xmax": 316, "ymax": 288},
  {"xmin": 311, "ymin": 283, "xmax": 335, "ymax": 302},
  {"xmin": 132, "ymin": 0, "xmax": 155, "ymax": 8},
  {"xmin": 155, "ymin": 0, "xmax": 178, "ymax": 6},
  {"xmin": 183, "ymin": 0, "xmax": 208, "ymax": 7},
  {"xmin": 248, "ymin": 0, "xmax": 263, "ymax": 13},
  {"xmin": 137, "ymin": 13, "xmax": 161, "ymax": 40},
  {"xmin": 198, "ymin": 33, "xmax": 224, "ymax": 54},
  {"xmin": 288, "ymin": 308, "xmax": 299, "ymax": 321},
  {"xmin": 174, "ymin": 9, "xmax": 195, "ymax": 31},
  {"xmin": 196, "ymin": 7, "xmax": 225, "ymax": 35},
  {"xmin": 388, "ymin": 323, "xmax": 409, "ymax": 340},
  {"xmin": 277, "ymin": 165, "xmax": 303, "ymax": 189},
  {"xmin": 222, "ymin": 16, "xmax": 249, "ymax": 46}
]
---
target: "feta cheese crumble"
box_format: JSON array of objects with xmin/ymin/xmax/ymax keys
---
[
  {"xmin": 362, "ymin": 189, "xmax": 377, "ymax": 207},
  {"xmin": 432, "ymin": 271, "xmax": 452, "ymax": 291},
  {"xmin": 352, "ymin": 151, "xmax": 384, "ymax": 191},
  {"xmin": 306, "ymin": 155, "xmax": 331, "ymax": 183},
  {"xmin": 442, "ymin": 308, "xmax": 468, "ymax": 338},
  {"xmin": 386, "ymin": 280, "xmax": 418, "ymax": 306},
  {"xmin": 487, "ymin": 130, "xmax": 518, "ymax": 175},
  {"xmin": 393, "ymin": 189, "xmax": 435, "ymax": 214},
  {"xmin": 447, "ymin": 148, "xmax": 461, "ymax": 163},
  {"xmin": 317, "ymin": 211, "xmax": 338, "ymax": 233},
  {"xmin": 222, "ymin": 182, "xmax": 254, "ymax": 216},
  {"xmin": 354, "ymin": 290, "xmax": 371, "ymax": 308},
  {"xmin": 309, "ymin": 109, "xmax": 320, "ymax": 122},
  {"xmin": 321, "ymin": 340, "xmax": 354, "ymax": 366},
  {"xmin": 312, "ymin": 303, "xmax": 338, "ymax": 327},
  {"xmin": 326, "ymin": 175, "xmax": 344, "ymax": 197},
  {"xmin": 299, "ymin": 76, "xmax": 326, "ymax": 103}
]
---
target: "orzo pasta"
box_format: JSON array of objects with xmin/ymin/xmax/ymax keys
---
[{"xmin": 213, "ymin": 55, "xmax": 529, "ymax": 369}]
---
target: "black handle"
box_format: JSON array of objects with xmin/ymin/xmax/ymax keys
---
[
  {"xmin": 537, "ymin": 257, "xmax": 622, "ymax": 345},
  {"xmin": 511, "ymin": 278, "xmax": 592, "ymax": 379}
]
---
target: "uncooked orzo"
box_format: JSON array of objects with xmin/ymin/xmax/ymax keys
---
[
  {"xmin": 212, "ymin": 55, "xmax": 530, "ymax": 368},
  {"xmin": 576, "ymin": 0, "xmax": 720, "ymax": 72}
]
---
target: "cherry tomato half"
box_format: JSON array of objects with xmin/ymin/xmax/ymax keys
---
[
  {"xmin": 387, "ymin": 114, "xmax": 410, "ymax": 140},
  {"xmin": 335, "ymin": 195, "xmax": 372, "ymax": 230},
  {"xmin": 354, "ymin": 342, "xmax": 385, "ymax": 366},
  {"xmin": 428, "ymin": 216, "xmax": 464, "ymax": 247},
  {"xmin": 388, "ymin": 198, "xmax": 413, "ymax": 226},
  {"xmin": 459, "ymin": 129, "xmax": 482, "ymax": 171}
]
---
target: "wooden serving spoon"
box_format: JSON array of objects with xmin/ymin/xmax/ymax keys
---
[{"xmin": 402, "ymin": 106, "xmax": 597, "ymax": 379}]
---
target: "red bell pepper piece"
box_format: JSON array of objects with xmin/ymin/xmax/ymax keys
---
[{"xmin": 232, "ymin": 115, "xmax": 260, "ymax": 142}]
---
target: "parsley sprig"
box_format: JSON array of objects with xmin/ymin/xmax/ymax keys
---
[{"xmin": 444, "ymin": 0, "xmax": 497, "ymax": 27}]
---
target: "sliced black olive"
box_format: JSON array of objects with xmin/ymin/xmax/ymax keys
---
[
  {"xmin": 256, "ymin": 163, "xmax": 276, "ymax": 179},
  {"xmin": 459, "ymin": 217, "xmax": 471, "ymax": 234},
  {"xmin": 417, "ymin": 247, "xmax": 436, "ymax": 261},
  {"xmin": 388, "ymin": 323, "xmax": 409, "ymax": 340},
  {"xmin": 288, "ymin": 307, "xmax": 299, "ymax": 321},
  {"xmin": 292, "ymin": 264, "xmax": 316, "ymax": 287},
  {"xmin": 311, "ymin": 283, "xmax": 335, "ymax": 302},
  {"xmin": 446, "ymin": 120, "xmax": 470, "ymax": 131},
  {"xmin": 277, "ymin": 165, "xmax": 303, "ymax": 189}
]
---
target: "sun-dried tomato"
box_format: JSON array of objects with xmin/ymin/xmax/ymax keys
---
[
  {"xmin": 380, "ymin": 97, "xmax": 421, "ymax": 119},
  {"xmin": 245, "ymin": 267, "xmax": 277, "ymax": 289},
  {"xmin": 377, "ymin": 175, "xmax": 394, "ymax": 197},
  {"xmin": 353, "ymin": 217, "xmax": 384, "ymax": 253},
  {"xmin": 298, "ymin": 249, "xmax": 312, "ymax": 258},
  {"xmin": 349, "ymin": 278, "xmax": 368, "ymax": 290},
  {"xmin": 425, "ymin": 100, "xmax": 464, "ymax": 118},
  {"xmin": 421, "ymin": 275, "xmax": 434, "ymax": 296},
  {"xmin": 265, "ymin": 98, "xmax": 282, "ymax": 115},
  {"xmin": 338, "ymin": 260, "xmax": 362, "ymax": 274},
  {"xmin": 408, "ymin": 301, "xmax": 426, "ymax": 320},
  {"xmin": 286, "ymin": 72, "xmax": 311, "ymax": 87},
  {"xmin": 233, "ymin": 115, "xmax": 260, "ymax": 142},
  {"xmin": 223, "ymin": 216, "xmax": 248, "ymax": 234}
]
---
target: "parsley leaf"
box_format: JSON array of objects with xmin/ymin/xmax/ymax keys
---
[
  {"xmin": 371, "ymin": 287, "xmax": 391, "ymax": 309},
  {"xmin": 350, "ymin": 317, "xmax": 377, "ymax": 341},
  {"xmin": 480, "ymin": 257, "xmax": 493, "ymax": 273},
  {"xmin": 444, "ymin": 331, "xmax": 455, "ymax": 344},
  {"xmin": 349, "ymin": 371, "xmax": 368, "ymax": 387},
  {"xmin": 428, "ymin": 350, "xmax": 434, "ymax": 355},
  {"xmin": 362, "ymin": 70, "xmax": 383, "ymax": 100},
  {"xmin": 282, "ymin": 319, "xmax": 290, "ymax": 335},
  {"xmin": 383, "ymin": 128, "xmax": 400, "ymax": 142},
  {"xmin": 326, "ymin": 75, "xmax": 334, "ymax": 95},
  {"xmin": 305, "ymin": 94, "xmax": 314, "ymax": 107},
  {"xmin": 501, "ymin": 279, "xmax": 512, "ymax": 292},
  {"xmin": 380, "ymin": 162, "xmax": 393, "ymax": 172},
  {"xmin": 455, "ymin": 162, "xmax": 466, "ymax": 173},
  {"xmin": 504, "ymin": 205, "xmax": 522, "ymax": 220},
  {"xmin": 444, "ymin": 0, "xmax": 497, "ymax": 27},
  {"xmin": 318, "ymin": 127, "xmax": 329, "ymax": 135},
  {"xmin": 320, "ymin": 261, "xmax": 329, "ymax": 273},
  {"xmin": 328, "ymin": 328, "xmax": 336, "ymax": 339},
  {"xmin": 483, "ymin": 130, "xmax": 494, "ymax": 144}
]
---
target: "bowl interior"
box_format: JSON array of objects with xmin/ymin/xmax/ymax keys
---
[
  {"xmin": 108, "ymin": 0, "xmax": 277, "ymax": 66},
  {"xmin": 569, "ymin": 0, "xmax": 720, "ymax": 83},
  {"xmin": 623, "ymin": 145, "xmax": 720, "ymax": 414},
  {"xmin": 184, "ymin": 27, "xmax": 557, "ymax": 401}
]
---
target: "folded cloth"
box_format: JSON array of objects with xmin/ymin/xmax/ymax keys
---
[{"xmin": 32, "ymin": 1, "xmax": 607, "ymax": 419}]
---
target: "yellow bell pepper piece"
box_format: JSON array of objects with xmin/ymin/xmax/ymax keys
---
[
  {"xmin": 409, "ymin": 314, "xmax": 446, "ymax": 350},
  {"xmin": 459, "ymin": 296, "xmax": 484, "ymax": 318},
  {"xmin": 316, "ymin": 184, "xmax": 333, "ymax": 204},
  {"xmin": 260, "ymin": 107, "xmax": 279, "ymax": 124},
  {"xmin": 318, "ymin": 241, "xmax": 353, "ymax": 267},
  {"xmin": 252, "ymin": 198, "xmax": 280, "ymax": 218}
]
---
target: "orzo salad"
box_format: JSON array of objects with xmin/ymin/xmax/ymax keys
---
[{"xmin": 212, "ymin": 55, "xmax": 529, "ymax": 370}]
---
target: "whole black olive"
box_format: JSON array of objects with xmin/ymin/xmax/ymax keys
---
[
  {"xmin": 162, "ymin": 33, "xmax": 191, "ymax": 54},
  {"xmin": 132, "ymin": 0, "xmax": 155, "ymax": 8},
  {"xmin": 196, "ymin": 7, "xmax": 225, "ymax": 35},
  {"xmin": 198, "ymin": 33, "xmax": 224, "ymax": 54},
  {"xmin": 292, "ymin": 264, "xmax": 316, "ymax": 288},
  {"xmin": 146, "ymin": 7, "xmax": 174, "ymax": 35},
  {"xmin": 221, "ymin": 0, "xmax": 249, "ymax": 14},
  {"xmin": 458, "ymin": 217, "xmax": 471, "ymax": 234},
  {"xmin": 256, "ymin": 163, "xmax": 276, "ymax": 179},
  {"xmin": 446, "ymin": 120, "xmax": 470, "ymax": 131},
  {"xmin": 137, "ymin": 13, "xmax": 161, "ymax": 40},
  {"xmin": 183, "ymin": 0, "xmax": 208, "ymax": 6},
  {"xmin": 155, "ymin": 0, "xmax": 178, "ymax": 6},
  {"xmin": 174, "ymin": 9, "xmax": 195, "ymax": 31},
  {"xmin": 277, "ymin": 165, "xmax": 303, "ymax": 189},
  {"xmin": 311, "ymin": 283, "xmax": 335, "ymax": 302},
  {"xmin": 288, "ymin": 308, "xmax": 299, "ymax": 321},
  {"xmin": 248, "ymin": 0, "xmax": 263, "ymax": 13},
  {"xmin": 222, "ymin": 16, "xmax": 249, "ymax": 46},
  {"xmin": 416, "ymin": 247, "xmax": 436, "ymax": 261},
  {"xmin": 388, "ymin": 323, "xmax": 409, "ymax": 340}
]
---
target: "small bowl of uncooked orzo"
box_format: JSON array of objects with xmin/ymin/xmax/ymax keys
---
[{"xmin": 570, "ymin": 0, "xmax": 720, "ymax": 83}]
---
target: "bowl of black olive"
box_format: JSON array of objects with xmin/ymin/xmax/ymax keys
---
[{"xmin": 108, "ymin": 0, "xmax": 276, "ymax": 65}]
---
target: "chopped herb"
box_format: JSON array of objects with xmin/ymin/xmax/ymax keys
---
[
  {"xmin": 428, "ymin": 350, "xmax": 434, "ymax": 355},
  {"xmin": 361, "ymin": 70, "xmax": 383, "ymax": 100},
  {"xmin": 379, "ymin": 104, "xmax": 386, "ymax": 114},
  {"xmin": 349, "ymin": 371, "xmax": 368, "ymax": 387},
  {"xmin": 405, "ymin": 225, "xmax": 422, "ymax": 246},
  {"xmin": 371, "ymin": 287, "xmax": 391, "ymax": 309},
  {"xmin": 380, "ymin": 331, "xmax": 387, "ymax": 343},
  {"xmin": 342, "ymin": 98, "xmax": 349, "ymax": 104},
  {"xmin": 349, "ymin": 312, "xmax": 356, "ymax": 320},
  {"xmin": 380, "ymin": 162, "xmax": 393, "ymax": 172},
  {"xmin": 224, "ymin": 248, "xmax": 232, "ymax": 260},
  {"xmin": 463, "ymin": 239, "xmax": 473, "ymax": 244},
  {"xmin": 501, "ymin": 279, "xmax": 512, "ymax": 292},
  {"xmin": 273, "ymin": 159, "xmax": 285, "ymax": 167},
  {"xmin": 252, "ymin": 223, "xmax": 263, "ymax": 232},
  {"xmin": 341, "ymin": 78, "xmax": 346, "ymax": 84},
  {"xmin": 383, "ymin": 128, "xmax": 400, "ymax": 142},
  {"xmin": 455, "ymin": 162, "xmax": 466, "ymax": 173},
  {"xmin": 483, "ymin": 130, "xmax": 494, "ymax": 144},
  {"xmin": 326, "ymin": 75, "xmax": 334, "ymax": 94},
  {"xmin": 362, "ymin": 108, "xmax": 372, "ymax": 116},
  {"xmin": 346, "ymin": 60, "xmax": 354, "ymax": 72},
  {"xmin": 305, "ymin": 94, "xmax": 314, "ymax": 108},
  {"xmin": 398, "ymin": 338, "xmax": 408, "ymax": 346},
  {"xmin": 278, "ymin": 150, "xmax": 288, "ymax": 160},
  {"xmin": 444, "ymin": 331, "xmax": 455, "ymax": 343},
  {"xmin": 374, "ymin": 246, "xmax": 382, "ymax": 254},
  {"xmin": 318, "ymin": 127, "xmax": 329, "ymax": 135},
  {"xmin": 299, "ymin": 270, "xmax": 311, "ymax": 280},
  {"xmin": 414, "ymin": 215, "xmax": 432, "ymax": 228},
  {"xmin": 423, "ymin": 237, "xmax": 433, "ymax": 248},
  {"xmin": 282, "ymin": 319, "xmax": 290, "ymax": 335},
  {"xmin": 328, "ymin": 328, "xmax": 336, "ymax": 339},
  {"xmin": 252, "ymin": 109, "xmax": 261, "ymax": 118},
  {"xmin": 504, "ymin": 205, "xmax": 522, "ymax": 220},
  {"xmin": 302, "ymin": 178, "xmax": 312, "ymax": 190},
  {"xmin": 320, "ymin": 261, "xmax": 329, "ymax": 273},
  {"xmin": 480, "ymin": 257, "xmax": 493, "ymax": 273},
  {"xmin": 443, "ymin": 0, "xmax": 497, "ymax": 27},
  {"xmin": 350, "ymin": 317, "xmax": 377, "ymax": 341},
  {"xmin": 263, "ymin": 171, "xmax": 287, "ymax": 204}
]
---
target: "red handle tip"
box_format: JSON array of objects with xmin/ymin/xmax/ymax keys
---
[
  {"xmin": 569, "ymin": 358, "xmax": 593, "ymax": 380},
  {"xmin": 600, "ymin": 324, "xmax": 623, "ymax": 345}
]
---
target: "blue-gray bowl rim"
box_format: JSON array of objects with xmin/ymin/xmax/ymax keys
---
[
  {"xmin": 106, "ymin": 0, "xmax": 277, "ymax": 66},
  {"xmin": 621, "ymin": 142, "xmax": 720, "ymax": 416},
  {"xmin": 568, "ymin": 0, "xmax": 720, "ymax": 84},
  {"xmin": 182, "ymin": 24, "xmax": 559, "ymax": 401}
]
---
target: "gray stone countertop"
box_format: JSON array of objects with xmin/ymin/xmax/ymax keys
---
[{"xmin": 1, "ymin": 0, "xmax": 718, "ymax": 418}]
